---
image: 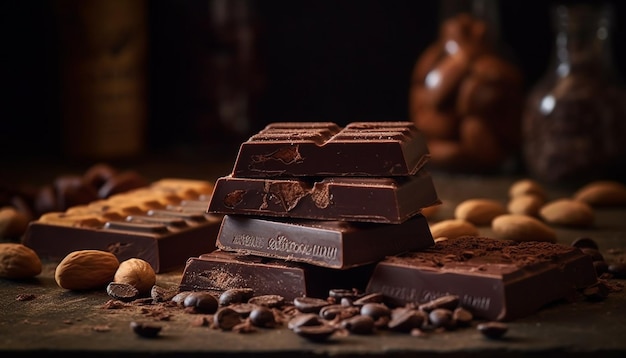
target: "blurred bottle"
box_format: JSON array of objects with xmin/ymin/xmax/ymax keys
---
[
  {"xmin": 409, "ymin": 0, "xmax": 524, "ymax": 174},
  {"xmin": 522, "ymin": 3, "xmax": 626, "ymax": 185},
  {"xmin": 55, "ymin": 0, "xmax": 149, "ymax": 160},
  {"xmin": 182, "ymin": 0, "xmax": 265, "ymax": 150}
]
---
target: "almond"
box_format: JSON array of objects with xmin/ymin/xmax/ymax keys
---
[
  {"xmin": 0, "ymin": 206, "xmax": 30, "ymax": 239},
  {"xmin": 508, "ymin": 179, "xmax": 546, "ymax": 200},
  {"xmin": 491, "ymin": 214, "xmax": 556, "ymax": 242},
  {"xmin": 454, "ymin": 198, "xmax": 507, "ymax": 226},
  {"xmin": 429, "ymin": 219, "xmax": 479, "ymax": 240},
  {"xmin": 539, "ymin": 199, "xmax": 594, "ymax": 227},
  {"xmin": 55, "ymin": 250, "xmax": 119, "ymax": 290},
  {"xmin": 0, "ymin": 243, "xmax": 42, "ymax": 279},
  {"xmin": 114, "ymin": 258, "xmax": 156, "ymax": 295},
  {"xmin": 507, "ymin": 194, "xmax": 544, "ymax": 217},
  {"xmin": 573, "ymin": 180, "xmax": 626, "ymax": 207}
]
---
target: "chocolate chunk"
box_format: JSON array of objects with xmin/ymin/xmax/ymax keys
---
[
  {"xmin": 215, "ymin": 214, "xmax": 433, "ymax": 269},
  {"xmin": 292, "ymin": 324, "xmax": 336, "ymax": 342},
  {"xmin": 231, "ymin": 121, "xmax": 430, "ymax": 178},
  {"xmin": 208, "ymin": 171, "xmax": 440, "ymax": 224},
  {"xmin": 130, "ymin": 321, "xmax": 162, "ymax": 338},
  {"xmin": 366, "ymin": 236, "xmax": 598, "ymax": 321},
  {"xmin": 341, "ymin": 315, "xmax": 376, "ymax": 334},
  {"xmin": 22, "ymin": 178, "xmax": 221, "ymax": 273},
  {"xmin": 214, "ymin": 307, "xmax": 243, "ymax": 330},
  {"xmin": 183, "ymin": 292, "xmax": 219, "ymax": 313},
  {"xmin": 106, "ymin": 282, "xmax": 139, "ymax": 302},
  {"xmin": 293, "ymin": 297, "xmax": 330, "ymax": 313},
  {"xmin": 477, "ymin": 321, "xmax": 508, "ymax": 339},
  {"xmin": 179, "ymin": 250, "xmax": 375, "ymax": 301}
]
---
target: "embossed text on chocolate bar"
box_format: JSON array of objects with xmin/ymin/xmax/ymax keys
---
[{"xmin": 216, "ymin": 214, "xmax": 434, "ymax": 269}]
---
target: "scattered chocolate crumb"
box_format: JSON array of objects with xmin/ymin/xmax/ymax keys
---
[
  {"xmin": 92, "ymin": 325, "xmax": 111, "ymax": 333},
  {"xmin": 15, "ymin": 293, "xmax": 36, "ymax": 301},
  {"xmin": 101, "ymin": 299, "xmax": 130, "ymax": 309}
]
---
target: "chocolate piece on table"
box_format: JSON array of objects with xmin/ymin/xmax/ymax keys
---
[
  {"xmin": 216, "ymin": 214, "xmax": 434, "ymax": 269},
  {"xmin": 208, "ymin": 170, "xmax": 440, "ymax": 224},
  {"xmin": 179, "ymin": 250, "xmax": 376, "ymax": 301},
  {"xmin": 231, "ymin": 121, "xmax": 430, "ymax": 178},
  {"xmin": 366, "ymin": 236, "xmax": 597, "ymax": 321},
  {"xmin": 22, "ymin": 179, "xmax": 222, "ymax": 273}
]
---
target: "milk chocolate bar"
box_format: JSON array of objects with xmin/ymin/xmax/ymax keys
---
[
  {"xmin": 207, "ymin": 170, "xmax": 440, "ymax": 224},
  {"xmin": 179, "ymin": 250, "xmax": 375, "ymax": 301},
  {"xmin": 22, "ymin": 179, "xmax": 223, "ymax": 273},
  {"xmin": 231, "ymin": 122, "xmax": 430, "ymax": 177},
  {"xmin": 216, "ymin": 214, "xmax": 433, "ymax": 269},
  {"xmin": 366, "ymin": 236, "xmax": 598, "ymax": 321}
]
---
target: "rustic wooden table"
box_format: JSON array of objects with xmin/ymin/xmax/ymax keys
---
[{"xmin": 1, "ymin": 154, "xmax": 625, "ymax": 357}]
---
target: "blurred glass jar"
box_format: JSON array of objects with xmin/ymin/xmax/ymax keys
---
[
  {"xmin": 409, "ymin": 0, "xmax": 524, "ymax": 173},
  {"xmin": 522, "ymin": 3, "xmax": 626, "ymax": 185}
]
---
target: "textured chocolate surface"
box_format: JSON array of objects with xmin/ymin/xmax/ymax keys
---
[
  {"xmin": 366, "ymin": 236, "xmax": 598, "ymax": 321},
  {"xmin": 208, "ymin": 170, "xmax": 440, "ymax": 223},
  {"xmin": 216, "ymin": 214, "xmax": 433, "ymax": 269},
  {"xmin": 231, "ymin": 121, "xmax": 430, "ymax": 177},
  {"xmin": 22, "ymin": 179, "xmax": 222, "ymax": 273},
  {"xmin": 179, "ymin": 250, "xmax": 376, "ymax": 301}
]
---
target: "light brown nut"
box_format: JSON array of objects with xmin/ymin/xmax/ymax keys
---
[
  {"xmin": 429, "ymin": 219, "xmax": 479, "ymax": 240},
  {"xmin": 55, "ymin": 250, "xmax": 119, "ymax": 291},
  {"xmin": 0, "ymin": 243, "xmax": 42, "ymax": 279},
  {"xmin": 491, "ymin": 214, "xmax": 557, "ymax": 242},
  {"xmin": 539, "ymin": 199, "xmax": 594, "ymax": 228},
  {"xmin": 454, "ymin": 198, "xmax": 507, "ymax": 226},
  {"xmin": 0, "ymin": 206, "xmax": 30, "ymax": 239},
  {"xmin": 421, "ymin": 203, "xmax": 442, "ymax": 220},
  {"xmin": 573, "ymin": 180, "xmax": 626, "ymax": 207},
  {"xmin": 508, "ymin": 179, "xmax": 546, "ymax": 200},
  {"xmin": 114, "ymin": 258, "xmax": 156, "ymax": 295},
  {"xmin": 507, "ymin": 195, "xmax": 544, "ymax": 217}
]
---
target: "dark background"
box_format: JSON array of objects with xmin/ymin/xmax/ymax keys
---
[{"xmin": 1, "ymin": 0, "xmax": 625, "ymax": 160}]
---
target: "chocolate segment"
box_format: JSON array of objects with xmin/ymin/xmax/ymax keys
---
[
  {"xmin": 366, "ymin": 236, "xmax": 597, "ymax": 321},
  {"xmin": 179, "ymin": 250, "xmax": 375, "ymax": 301},
  {"xmin": 231, "ymin": 122, "xmax": 430, "ymax": 177},
  {"xmin": 208, "ymin": 171, "xmax": 440, "ymax": 224},
  {"xmin": 216, "ymin": 214, "xmax": 433, "ymax": 269},
  {"xmin": 22, "ymin": 179, "xmax": 222, "ymax": 273}
]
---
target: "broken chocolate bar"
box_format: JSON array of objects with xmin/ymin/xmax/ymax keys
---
[
  {"xmin": 179, "ymin": 250, "xmax": 376, "ymax": 301},
  {"xmin": 231, "ymin": 121, "xmax": 430, "ymax": 177},
  {"xmin": 216, "ymin": 214, "xmax": 433, "ymax": 269},
  {"xmin": 366, "ymin": 236, "xmax": 598, "ymax": 321},
  {"xmin": 22, "ymin": 179, "xmax": 222, "ymax": 273},
  {"xmin": 207, "ymin": 170, "xmax": 440, "ymax": 224}
]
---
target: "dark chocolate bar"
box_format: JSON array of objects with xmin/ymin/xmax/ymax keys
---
[
  {"xmin": 179, "ymin": 250, "xmax": 375, "ymax": 301},
  {"xmin": 207, "ymin": 170, "xmax": 440, "ymax": 224},
  {"xmin": 231, "ymin": 121, "xmax": 430, "ymax": 177},
  {"xmin": 216, "ymin": 214, "xmax": 433, "ymax": 269},
  {"xmin": 366, "ymin": 236, "xmax": 598, "ymax": 321},
  {"xmin": 22, "ymin": 179, "xmax": 223, "ymax": 273}
]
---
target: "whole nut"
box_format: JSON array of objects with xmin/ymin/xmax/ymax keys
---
[
  {"xmin": 114, "ymin": 258, "xmax": 156, "ymax": 295},
  {"xmin": 429, "ymin": 219, "xmax": 479, "ymax": 240},
  {"xmin": 454, "ymin": 198, "xmax": 507, "ymax": 226},
  {"xmin": 508, "ymin": 179, "xmax": 546, "ymax": 201},
  {"xmin": 539, "ymin": 199, "xmax": 594, "ymax": 228},
  {"xmin": 507, "ymin": 194, "xmax": 543, "ymax": 217},
  {"xmin": 0, "ymin": 206, "xmax": 30, "ymax": 239},
  {"xmin": 491, "ymin": 214, "xmax": 556, "ymax": 242},
  {"xmin": 55, "ymin": 250, "xmax": 119, "ymax": 290},
  {"xmin": 0, "ymin": 243, "xmax": 42, "ymax": 279},
  {"xmin": 573, "ymin": 180, "xmax": 626, "ymax": 207}
]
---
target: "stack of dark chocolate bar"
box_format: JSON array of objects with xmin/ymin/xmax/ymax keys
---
[{"xmin": 179, "ymin": 122, "xmax": 440, "ymax": 300}]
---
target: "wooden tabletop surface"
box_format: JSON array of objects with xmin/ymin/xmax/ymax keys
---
[{"xmin": 1, "ymin": 155, "xmax": 625, "ymax": 357}]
